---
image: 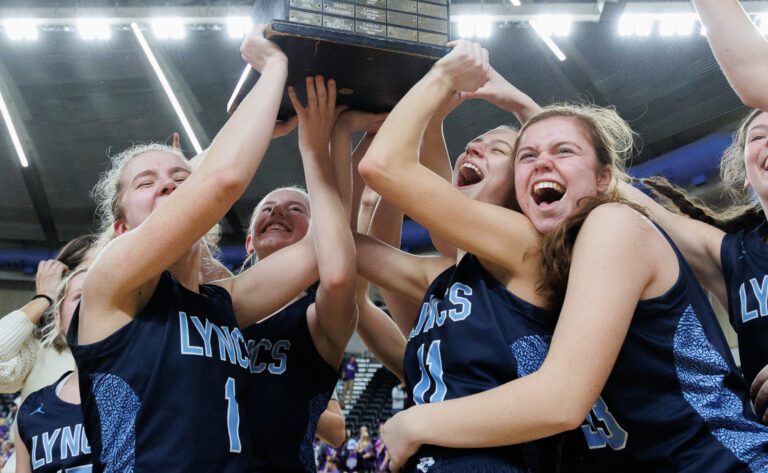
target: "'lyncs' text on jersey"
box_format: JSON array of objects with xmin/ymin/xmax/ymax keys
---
[
  {"xmin": 738, "ymin": 276, "xmax": 768, "ymax": 323},
  {"xmin": 409, "ymin": 283, "xmax": 473, "ymax": 340},
  {"xmin": 30, "ymin": 423, "xmax": 90, "ymax": 470},
  {"xmin": 178, "ymin": 312, "xmax": 250, "ymax": 369}
]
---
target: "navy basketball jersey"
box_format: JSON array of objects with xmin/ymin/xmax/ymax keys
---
[
  {"xmin": 67, "ymin": 272, "xmax": 253, "ymax": 473},
  {"xmin": 17, "ymin": 372, "xmax": 92, "ymax": 473},
  {"xmin": 563, "ymin": 225, "xmax": 768, "ymax": 473},
  {"xmin": 721, "ymin": 222, "xmax": 768, "ymax": 386},
  {"xmin": 243, "ymin": 292, "xmax": 339, "ymax": 473},
  {"xmin": 403, "ymin": 253, "xmax": 560, "ymax": 473}
]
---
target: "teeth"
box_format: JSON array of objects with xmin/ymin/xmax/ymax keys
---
[
  {"xmin": 533, "ymin": 182, "xmax": 565, "ymax": 194},
  {"xmin": 265, "ymin": 224, "xmax": 288, "ymax": 232},
  {"xmin": 460, "ymin": 162, "xmax": 483, "ymax": 177}
]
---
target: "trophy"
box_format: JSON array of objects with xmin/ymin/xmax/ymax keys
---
[{"xmin": 227, "ymin": 0, "xmax": 450, "ymax": 118}]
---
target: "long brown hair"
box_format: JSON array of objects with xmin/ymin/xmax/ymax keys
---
[
  {"xmin": 518, "ymin": 105, "xmax": 638, "ymax": 309},
  {"xmin": 638, "ymin": 176, "xmax": 763, "ymax": 234}
]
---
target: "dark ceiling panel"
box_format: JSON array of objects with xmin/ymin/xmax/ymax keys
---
[{"xmin": 0, "ymin": 30, "xmax": 185, "ymax": 241}]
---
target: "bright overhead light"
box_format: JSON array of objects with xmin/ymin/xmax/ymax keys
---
[
  {"xmin": 152, "ymin": 17, "xmax": 186, "ymax": 40},
  {"xmin": 510, "ymin": 0, "xmax": 521, "ymax": 6},
  {"xmin": 457, "ymin": 16, "xmax": 475, "ymax": 38},
  {"xmin": 227, "ymin": 16, "xmax": 252, "ymax": 39},
  {"xmin": 618, "ymin": 14, "xmax": 654, "ymax": 37},
  {"xmin": 77, "ymin": 18, "xmax": 111, "ymax": 40},
  {"xmin": 659, "ymin": 14, "xmax": 695, "ymax": 37},
  {"xmin": 475, "ymin": 15, "xmax": 492, "ymax": 38},
  {"xmin": 131, "ymin": 22, "xmax": 202, "ymax": 153},
  {"xmin": 531, "ymin": 15, "xmax": 572, "ymax": 37},
  {"xmin": 530, "ymin": 20, "xmax": 566, "ymax": 61},
  {"xmin": 0, "ymin": 88, "xmax": 29, "ymax": 167},
  {"xmin": 456, "ymin": 15, "xmax": 493, "ymax": 39},
  {"xmin": 4, "ymin": 19, "xmax": 38, "ymax": 41}
]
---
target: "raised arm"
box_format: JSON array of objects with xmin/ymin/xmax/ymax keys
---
[
  {"xmin": 460, "ymin": 66, "xmax": 542, "ymax": 124},
  {"xmin": 358, "ymin": 41, "xmax": 538, "ymax": 274},
  {"xmin": 693, "ymin": 0, "xmax": 768, "ymax": 110},
  {"xmin": 288, "ymin": 76, "xmax": 357, "ymax": 368},
  {"xmin": 618, "ymin": 181, "xmax": 726, "ymax": 306},
  {"xmin": 330, "ymin": 112, "xmax": 409, "ymax": 378},
  {"xmin": 381, "ymin": 205, "xmax": 660, "ymax": 470},
  {"xmin": 81, "ymin": 27, "xmax": 289, "ymax": 343}
]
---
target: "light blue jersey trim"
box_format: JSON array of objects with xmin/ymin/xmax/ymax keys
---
[{"xmin": 674, "ymin": 306, "xmax": 768, "ymax": 471}]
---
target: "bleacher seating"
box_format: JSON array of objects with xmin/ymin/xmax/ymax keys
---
[{"xmin": 344, "ymin": 363, "xmax": 399, "ymax": 433}]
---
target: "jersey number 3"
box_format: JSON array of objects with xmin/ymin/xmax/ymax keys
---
[
  {"xmin": 581, "ymin": 396, "xmax": 628, "ymax": 451},
  {"xmin": 225, "ymin": 377, "xmax": 241, "ymax": 453},
  {"xmin": 413, "ymin": 340, "xmax": 447, "ymax": 404}
]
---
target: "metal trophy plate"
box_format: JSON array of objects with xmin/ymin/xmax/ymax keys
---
[{"xmin": 227, "ymin": 0, "xmax": 450, "ymax": 119}]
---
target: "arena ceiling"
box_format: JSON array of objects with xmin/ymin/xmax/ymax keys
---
[{"xmin": 0, "ymin": 0, "xmax": 757, "ymax": 248}]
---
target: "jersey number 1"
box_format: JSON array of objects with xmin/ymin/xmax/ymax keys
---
[
  {"xmin": 225, "ymin": 377, "xmax": 242, "ymax": 453},
  {"xmin": 413, "ymin": 340, "xmax": 447, "ymax": 404}
]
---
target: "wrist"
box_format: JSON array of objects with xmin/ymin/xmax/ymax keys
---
[
  {"xmin": 261, "ymin": 54, "xmax": 288, "ymax": 75},
  {"xmin": 402, "ymin": 405, "xmax": 429, "ymax": 447},
  {"xmin": 31, "ymin": 294, "xmax": 54, "ymax": 307},
  {"xmin": 424, "ymin": 68, "xmax": 455, "ymax": 97}
]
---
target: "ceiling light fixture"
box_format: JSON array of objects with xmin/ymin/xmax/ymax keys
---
[
  {"xmin": 530, "ymin": 19, "xmax": 567, "ymax": 61},
  {"xmin": 227, "ymin": 16, "xmax": 252, "ymax": 39},
  {"xmin": 131, "ymin": 22, "xmax": 202, "ymax": 153},
  {"xmin": 77, "ymin": 18, "xmax": 111, "ymax": 40},
  {"xmin": 4, "ymin": 19, "xmax": 38, "ymax": 41},
  {"xmin": 152, "ymin": 17, "xmax": 186, "ymax": 40},
  {"xmin": 0, "ymin": 88, "xmax": 29, "ymax": 167}
]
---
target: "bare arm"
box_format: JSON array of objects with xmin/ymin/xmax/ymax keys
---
[
  {"xmin": 421, "ymin": 95, "xmax": 461, "ymax": 258},
  {"xmin": 355, "ymin": 233, "xmax": 450, "ymax": 303},
  {"xmin": 693, "ymin": 0, "xmax": 768, "ymax": 110},
  {"xmin": 13, "ymin": 421, "xmax": 31, "ymax": 473},
  {"xmin": 316, "ymin": 398, "xmax": 346, "ymax": 447},
  {"xmin": 381, "ymin": 205, "xmax": 660, "ymax": 471},
  {"xmin": 358, "ymin": 42, "xmax": 539, "ymax": 275},
  {"xmin": 618, "ymin": 181, "xmax": 726, "ymax": 306},
  {"xmin": 290, "ymin": 76, "xmax": 357, "ymax": 368},
  {"xmin": 460, "ymin": 66, "xmax": 542, "ymax": 124},
  {"xmin": 223, "ymin": 236, "xmax": 319, "ymax": 326},
  {"xmin": 81, "ymin": 27, "xmax": 288, "ymax": 344}
]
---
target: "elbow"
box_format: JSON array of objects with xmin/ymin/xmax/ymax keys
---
[
  {"xmin": 320, "ymin": 249, "xmax": 357, "ymax": 293},
  {"xmin": 552, "ymin": 395, "xmax": 593, "ymax": 432},
  {"xmin": 329, "ymin": 426, "xmax": 346, "ymax": 448},
  {"xmin": 734, "ymin": 86, "xmax": 768, "ymax": 112},
  {"xmin": 321, "ymin": 269, "xmax": 356, "ymax": 297},
  {"xmin": 358, "ymin": 153, "xmax": 389, "ymax": 187},
  {"xmin": 202, "ymin": 169, "xmax": 247, "ymax": 202}
]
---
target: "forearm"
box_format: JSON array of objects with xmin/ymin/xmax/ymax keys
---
[
  {"xmin": 198, "ymin": 58, "xmax": 287, "ymax": 193},
  {"xmin": 316, "ymin": 408, "xmax": 346, "ymax": 447},
  {"xmin": 330, "ymin": 126, "xmax": 355, "ymax": 221},
  {"xmin": 350, "ymin": 133, "xmax": 376, "ymax": 230},
  {"xmin": 0, "ymin": 310, "xmax": 37, "ymax": 360},
  {"xmin": 355, "ymin": 294, "xmax": 406, "ymax": 380},
  {"xmin": 303, "ymin": 148, "xmax": 357, "ymax": 288},
  {"xmin": 494, "ymin": 87, "xmax": 542, "ymax": 124},
  {"xmin": 406, "ymin": 369, "xmax": 580, "ymax": 449},
  {"xmin": 693, "ymin": 0, "xmax": 768, "ymax": 108}
]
